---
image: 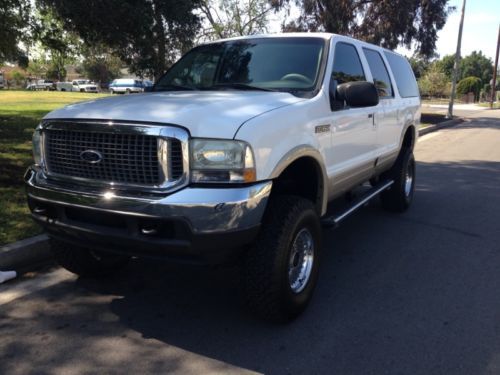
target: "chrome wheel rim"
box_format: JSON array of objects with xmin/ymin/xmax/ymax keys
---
[
  {"xmin": 288, "ymin": 228, "xmax": 315, "ymax": 294},
  {"xmin": 404, "ymin": 161, "xmax": 414, "ymax": 197}
]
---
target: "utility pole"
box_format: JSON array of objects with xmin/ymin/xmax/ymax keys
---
[
  {"xmin": 490, "ymin": 24, "xmax": 500, "ymax": 109},
  {"xmin": 447, "ymin": 0, "xmax": 466, "ymax": 119}
]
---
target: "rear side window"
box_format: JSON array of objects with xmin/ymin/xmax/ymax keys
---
[
  {"xmin": 332, "ymin": 42, "xmax": 366, "ymax": 84},
  {"xmin": 383, "ymin": 51, "xmax": 419, "ymax": 98},
  {"xmin": 363, "ymin": 48, "xmax": 393, "ymax": 98}
]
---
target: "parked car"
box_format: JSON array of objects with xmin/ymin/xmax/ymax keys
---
[
  {"xmin": 142, "ymin": 80, "xmax": 154, "ymax": 90},
  {"xmin": 71, "ymin": 79, "xmax": 98, "ymax": 93},
  {"xmin": 109, "ymin": 78, "xmax": 144, "ymax": 94},
  {"xmin": 26, "ymin": 33, "xmax": 420, "ymax": 322},
  {"xmin": 26, "ymin": 79, "xmax": 55, "ymax": 91},
  {"xmin": 56, "ymin": 82, "xmax": 74, "ymax": 92},
  {"xmin": 0, "ymin": 72, "xmax": 4, "ymax": 89}
]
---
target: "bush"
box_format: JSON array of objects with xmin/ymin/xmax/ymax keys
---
[
  {"xmin": 418, "ymin": 65, "xmax": 449, "ymax": 98},
  {"xmin": 456, "ymin": 76, "xmax": 482, "ymax": 101}
]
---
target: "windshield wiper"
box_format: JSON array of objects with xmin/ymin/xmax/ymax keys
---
[
  {"xmin": 208, "ymin": 83, "xmax": 276, "ymax": 92},
  {"xmin": 153, "ymin": 84, "xmax": 197, "ymax": 91}
]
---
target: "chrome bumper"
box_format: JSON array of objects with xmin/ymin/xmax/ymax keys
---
[{"xmin": 25, "ymin": 166, "xmax": 272, "ymax": 235}]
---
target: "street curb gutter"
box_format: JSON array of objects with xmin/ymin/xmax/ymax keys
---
[
  {"xmin": 0, "ymin": 116, "xmax": 464, "ymax": 275},
  {"xmin": 419, "ymin": 118, "xmax": 464, "ymax": 136},
  {"xmin": 0, "ymin": 234, "xmax": 51, "ymax": 272}
]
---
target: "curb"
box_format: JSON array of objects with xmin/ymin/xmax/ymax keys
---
[
  {"xmin": 0, "ymin": 234, "xmax": 52, "ymax": 272},
  {"xmin": 419, "ymin": 118, "xmax": 464, "ymax": 136}
]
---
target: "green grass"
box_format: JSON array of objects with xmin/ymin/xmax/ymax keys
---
[
  {"xmin": 0, "ymin": 90, "xmax": 110, "ymax": 246},
  {"xmin": 478, "ymin": 102, "xmax": 500, "ymax": 109}
]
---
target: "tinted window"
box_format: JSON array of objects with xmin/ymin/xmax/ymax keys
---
[
  {"xmin": 332, "ymin": 43, "xmax": 366, "ymax": 84},
  {"xmin": 156, "ymin": 38, "xmax": 325, "ymax": 94},
  {"xmin": 363, "ymin": 48, "xmax": 393, "ymax": 98},
  {"xmin": 383, "ymin": 51, "xmax": 419, "ymax": 98}
]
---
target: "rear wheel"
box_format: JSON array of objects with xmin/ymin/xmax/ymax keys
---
[
  {"xmin": 380, "ymin": 148, "xmax": 415, "ymax": 212},
  {"xmin": 243, "ymin": 195, "xmax": 321, "ymax": 323},
  {"xmin": 126, "ymin": 89, "xmax": 131, "ymax": 94},
  {"xmin": 50, "ymin": 238, "xmax": 130, "ymax": 277}
]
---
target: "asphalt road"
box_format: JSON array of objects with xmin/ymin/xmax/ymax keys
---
[{"xmin": 1, "ymin": 112, "xmax": 500, "ymax": 375}]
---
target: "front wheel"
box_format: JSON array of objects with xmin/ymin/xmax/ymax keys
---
[
  {"xmin": 380, "ymin": 148, "xmax": 416, "ymax": 212},
  {"xmin": 242, "ymin": 195, "xmax": 321, "ymax": 323},
  {"xmin": 49, "ymin": 238, "xmax": 130, "ymax": 277}
]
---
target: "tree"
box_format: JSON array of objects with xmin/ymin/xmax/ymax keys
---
[
  {"xmin": 409, "ymin": 55, "xmax": 430, "ymax": 80},
  {"xmin": 81, "ymin": 44, "xmax": 123, "ymax": 84},
  {"xmin": 418, "ymin": 64, "xmax": 449, "ymax": 98},
  {"xmin": 433, "ymin": 51, "xmax": 493, "ymax": 84},
  {"xmin": 0, "ymin": 0, "xmax": 31, "ymax": 66},
  {"xmin": 27, "ymin": 58, "xmax": 49, "ymax": 79},
  {"xmin": 460, "ymin": 51, "xmax": 493, "ymax": 86},
  {"xmin": 434, "ymin": 54, "xmax": 455, "ymax": 80},
  {"xmin": 456, "ymin": 76, "xmax": 482, "ymax": 101},
  {"xmin": 11, "ymin": 70, "xmax": 27, "ymax": 86},
  {"xmin": 273, "ymin": 0, "xmax": 454, "ymax": 58},
  {"xmin": 38, "ymin": 0, "xmax": 201, "ymax": 80},
  {"xmin": 31, "ymin": 7, "xmax": 81, "ymax": 81},
  {"xmin": 199, "ymin": 0, "xmax": 272, "ymax": 40}
]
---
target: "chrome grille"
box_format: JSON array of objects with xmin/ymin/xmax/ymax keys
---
[
  {"xmin": 170, "ymin": 138, "xmax": 183, "ymax": 180},
  {"xmin": 44, "ymin": 128, "xmax": 183, "ymax": 186}
]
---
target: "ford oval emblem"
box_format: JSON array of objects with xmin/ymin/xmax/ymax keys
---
[{"xmin": 80, "ymin": 149, "xmax": 103, "ymax": 164}]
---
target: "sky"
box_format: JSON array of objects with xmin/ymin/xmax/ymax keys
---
[{"xmin": 404, "ymin": 0, "xmax": 500, "ymax": 60}]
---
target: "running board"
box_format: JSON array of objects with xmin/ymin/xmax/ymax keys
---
[{"xmin": 321, "ymin": 180, "xmax": 394, "ymax": 228}]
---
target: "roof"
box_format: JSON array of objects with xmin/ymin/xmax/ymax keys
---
[{"xmin": 204, "ymin": 32, "xmax": 336, "ymax": 44}]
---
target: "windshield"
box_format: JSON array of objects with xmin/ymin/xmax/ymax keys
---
[{"xmin": 154, "ymin": 37, "xmax": 326, "ymax": 95}]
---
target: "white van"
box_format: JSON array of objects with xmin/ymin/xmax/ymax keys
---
[{"xmin": 109, "ymin": 78, "xmax": 144, "ymax": 94}]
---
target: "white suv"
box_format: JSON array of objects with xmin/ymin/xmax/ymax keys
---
[{"xmin": 26, "ymin": 33, "xmax": 420, "ymax": 322}]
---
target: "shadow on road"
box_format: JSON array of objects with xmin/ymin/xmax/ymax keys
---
[{"xmin": 59, "ymin": 157, "xmax": 500, "ymax": 374}]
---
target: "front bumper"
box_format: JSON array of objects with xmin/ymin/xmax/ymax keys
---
[{"xmin": 25, "ymin": 166, "xmax": 272, "ymax": 263}]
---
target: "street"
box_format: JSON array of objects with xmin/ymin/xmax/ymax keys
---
[{"xmin": 1, "ymin": 112, "xmax": 500, "ymax": 375}]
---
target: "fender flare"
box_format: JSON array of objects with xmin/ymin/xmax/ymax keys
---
[{"xmin": 269, "ymin": 145, "xmax": 329, "ymax": 216}]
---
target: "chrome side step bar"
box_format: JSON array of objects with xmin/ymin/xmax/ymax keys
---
[{"xmin": 321, "ymin": 180, "xmax": 394, "ymax": 228}]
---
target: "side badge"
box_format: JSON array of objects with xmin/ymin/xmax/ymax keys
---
[{"xmin": 315, "ymin": 124, "xmax": 331, "ymax": 134}]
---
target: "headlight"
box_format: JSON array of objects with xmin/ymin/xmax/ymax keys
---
[
  {"xmin": 190, "ymin": 139, "xmax": 256, "ymax": 183},
  {"xmin": 32, "ymin": 124, "xmax": 43, "ymax": 165}
]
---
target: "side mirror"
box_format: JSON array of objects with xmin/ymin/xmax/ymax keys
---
[
  {"xmin": 336, "ymin": 81, "xmax": 379, "ymax": 108},
  {"xmin": 330, "ymin": 80, "xmax": 379, "ymax": 110}
]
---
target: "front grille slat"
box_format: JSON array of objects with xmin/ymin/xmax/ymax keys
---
[{"xmin": 44, "ymin": 128, "xmax": 184, "ymax": 186}]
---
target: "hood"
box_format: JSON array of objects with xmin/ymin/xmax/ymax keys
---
[{"xmin": 44, "ymin": 91, "xmax": 304, "ymax": 138}]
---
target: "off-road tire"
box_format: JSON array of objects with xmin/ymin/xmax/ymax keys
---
[
  {"xmin": 242, "ymin": 195, "xmax": 322, "ymax": 323},
  {"xmin": 380, "ymin": 147, "xmax": 415, "ymax": 212},
  {"xmin": 50, "ymin": 238, "xmax": 130, "ymax": 277}
]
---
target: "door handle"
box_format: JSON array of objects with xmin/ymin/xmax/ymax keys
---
[{"xmin": 368, "ymin": 113, "xmax": 375, "ymax": 126}]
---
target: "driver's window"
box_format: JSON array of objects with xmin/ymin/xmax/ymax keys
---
[
  {"xmin": 330, "ymin": 42, "xmax": 367, "ymax": 111},
  {"xmin": 332, "ymin": 43, "xmax": 366, "ymax": 84}
]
